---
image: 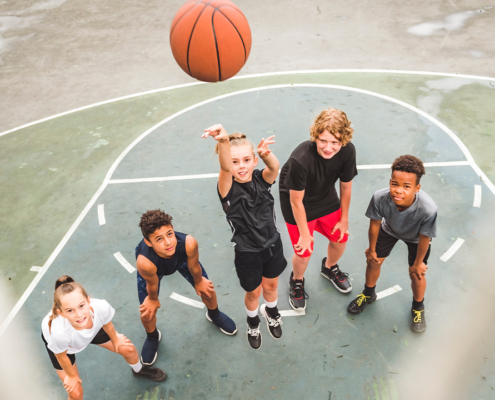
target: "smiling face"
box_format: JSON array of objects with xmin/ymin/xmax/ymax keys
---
[
  {"xmin": 230, "ymin": 145, "xmax": 258, "ymax": 183},
  {"xmin": 144, "ymin": 224, "xmax": 177, "ymax": 258},
  {"xmin": 58, "ymin": 290, "xmax": 93, "ymax": 330},
  {"xmin": 389, "ymin": 170, "xmax": 420, "ymax": 210},
  {"xmin": 315, "ymin": 129, "xmax": 342, "ymax": 159}
]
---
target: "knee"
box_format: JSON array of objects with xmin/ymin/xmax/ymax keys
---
[
  {"xmin": 262, "ymin": 282, "xmax": 278, "ymax": 292},
  {"xmin": 246, "ymin": 287, "xmax": 262, "ymax": 300},
  {"xmin": 118, "ymin": 345, "xmax": 135, "ymax": 358},
  {"xmin": 70, "ymin": 384, "xmax": 83, "ymax": 400}
]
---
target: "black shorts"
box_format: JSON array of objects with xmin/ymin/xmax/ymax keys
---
[
  {"xmin": 375, "ymin": 227, "xmax": 431, "ymax": 267},
  {"xmin": 41, "ymin": 328, "xmax": 111, "ymax": 371},
  {"xmin": 234, "ymin": 237, "xmax": 287, "ymax": 292}
]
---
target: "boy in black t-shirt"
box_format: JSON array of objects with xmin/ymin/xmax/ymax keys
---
[
  {"xmin": 279, "ymin": 108, "xmax": 358, "ymax": 310},
  {"xmin": 202, "ymin": 124, "xmax": 287, "ymax": 350}
]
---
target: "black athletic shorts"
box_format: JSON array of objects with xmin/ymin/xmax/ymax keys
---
[
  {"xmin": 41, "ymin": 328, "xmax": 111, "ymax": 370},
  {"xmin": 234, "ymin": 237, "xmax": 287, "ymax": 292},
  {"xmin": 375, "ymin": 227, "xmax": 431, "ymax": 267}
]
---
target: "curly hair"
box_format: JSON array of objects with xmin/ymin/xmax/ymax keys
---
[
  {"xmin": 214, "ymin": 132, "xmax": 256, "ymax": 157},
  {"xmin": 309, "ymin": 108, "xmax": 354, "ymax": 146},
  {"xmin": 391, "ymin": 155, "xmax": 425, "ymax": 184},
  {"xmin": 139, "ymin": 209, "xmax": 173, "ymax": 239}
]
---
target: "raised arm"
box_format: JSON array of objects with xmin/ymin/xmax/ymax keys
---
[
  {"xmin": 257, "ymin": 135, "xmax": 279, "ymax": 184},
  {"xmin": 136, "ymin": 255, "xmax": 160, "ymax": 321},
  {"xmin": 201, "ymin": 124, "xmax": 232, "ymax": 198}
]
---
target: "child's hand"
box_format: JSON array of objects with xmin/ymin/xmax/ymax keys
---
[
  {"xmin": 202, "ymin": 124, "xmax": 229, "ymax": 141},
  {"xmin": 294, "ymin": 234, "xmax": 314, "ymax": 256},
  {"xmin": 139, "ymin": 296, "xmax": 161, "ymax": 321},
  {"xmin": 331, "ymin": 219, "xmax": 349, "ymax": 243},
  {"xmin": 112, "ymin": 333, "xmax": 134, "ymax": 353},
  {"xmin": 63, "ymin": 375, "xmax": 82, "ymax": 394},
  {"xmin": 195, "ymin": 277, "xmax": 215, "ymax": 298},
  {"xmin": 365, "ymin": 248, "xmax": 380, "ymax": 264},
  {"xmin": 257, "ymin": 135, "xmax": 275, "ymax": 158},
  {"xmin": 409, "ymin": 262, "xmax": 428, "ymax": 280}
]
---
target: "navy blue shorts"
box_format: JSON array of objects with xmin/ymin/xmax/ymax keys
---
[{"xmin": 137, "ymin": 263, "xmax": 208, "ymax": 304}]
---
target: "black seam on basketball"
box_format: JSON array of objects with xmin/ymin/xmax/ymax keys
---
[
  {"xmin": 216, "ymin": 7, "xmax": 247, "ymax": 62},
  {"xmin": 186, "ymin": 1, "xmax": 211, "ymax": 76},
  {"xmin": 170, "ymin": 1, "xmax": 204, "ymax": 38},
  {"xmin": 211, "ymin": 9, "xmax": 222, "ymax": 81}
]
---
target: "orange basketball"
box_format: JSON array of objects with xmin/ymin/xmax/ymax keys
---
[{"xmin": 170, "ymin": 0, "xmax": 252, "ymax": 82}]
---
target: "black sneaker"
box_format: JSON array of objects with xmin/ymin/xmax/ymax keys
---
[
  {"xmin": 132, "ymin": 365, "xmax": 167, "ymax": 382},
  {"xmin": 347, "ymin": 292, "xmax": 377, "ymax": 314},
  {"xmin": 260, "ymin": 304, "xmax": 283, "ymax": 339},
  {"xmin": 289, "ymin": 272, "xmax": 309, "ymax": 310},
  {"xmin": 320, "ymin": 258, "xmax": 352, "ymax": 293},
  {"xmin": 246, "ymin": 317, "xmax": 262, "ymax": 350},
  {"xmin": 141, "ymin": 329, "xmax": 161, "ymax": 366},
  {"xmin": 411, "ymin": 307, "xmax": 426, "ymax": 333}
]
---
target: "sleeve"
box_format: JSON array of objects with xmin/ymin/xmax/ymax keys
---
[
  {"xmin": 48, "ymin": 331, "xmax": 71, "ymax": 355},
  {"xmin": 254, "ymin": 169, "xmax": 272, "ymax": 188},
  {"xmin": 217, "ymin": 180, "xmax": 233, "ymax": 202},
  {"xmin": 284, "ymin": 158, "xmax": 308, "ymax": 191},
  {"xmin": 339, "ymin": 143, "xmax": 358, "ymax": 183},
  {"xmin": 365, "ymin": 193, "xmax": 383, "ymax": 220},
  {"xmin": 419, "ymin": 211, "xmax": 437, "ymax": 238},
  {"xmin": 96, "ymin": 299, "xmax": 115, "ymax": 325}
]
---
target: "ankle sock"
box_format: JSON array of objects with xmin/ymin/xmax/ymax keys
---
[
  {"xmin": 264, "ymin": 298, "xmax": 279, "ymax": 318},
  {"xmin": 363, "ymin": 285, "xmax": 376, "ymax": 297},
  {"xmin": 412, "ymin": 298, "xmax": 424, "ymax": 309},
  {"xmin": 146, "ymin": 328, "xmax": 159, "ymax": 340},
  {"xmin": 207, "ymin": 307, "xmax": 220, "ymax": 319},
  {"xmin": 247, "ymin": 315, "xmax": 260, "ymax": 326},
  {"xmin": 130, "ymin": 360, "xmax": 143, "ymax": 373}
]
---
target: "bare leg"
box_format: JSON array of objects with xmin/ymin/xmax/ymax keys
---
[
  {"xmin": 365, "ymin": 258, "xmax": 386, "ymax": 287},
  {"xmin": 245, "ymin": 284, "xmax": 262, "ymax": 311},
  {"xmin": 324, "ymin": 241, "xmax": 347, "ymax": 269},
  {"xmin": 201, "ymin": 289, "xmax": 218, "ymax": 310},
  {"xmin": 292, "ymin": 254, "xmax": 311, "ymax": 280},
  {"xmin": 261, "ymin": 276, "xmax": 279, "ymax": 302},
  {"xmin": 56, "ymin": 363, "xmax": 83, "ymax": 400},
  {"xmin": 140, "ymin": 313, "xmax": 157, "ymax": 334},
  {"xmin": 410, "ymin": 274, "xmax": 427, "ymax": 302},
  {"xmin": 99, "ymin": 337, "xmax": 139, "ymax": 365}
]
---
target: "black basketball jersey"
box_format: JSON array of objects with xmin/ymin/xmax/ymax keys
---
[{"xmin": 218, "ymin": 169, "xmax": 280, "ymax": 252}]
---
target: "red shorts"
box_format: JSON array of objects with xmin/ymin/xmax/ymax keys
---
[{"xmin": 286, "ymin": 208, "xmax": 348, "ymax": 258}]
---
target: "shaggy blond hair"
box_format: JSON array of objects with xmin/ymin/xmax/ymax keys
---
[{"xmin": 309, "ymin": 108, "xmax": 354, "ymax": 146}]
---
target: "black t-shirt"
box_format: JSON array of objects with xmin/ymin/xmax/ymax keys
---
[
  {"xmin": 218, "ymin": 169, "xmax": 280, "ymax": 252},
  {"xmin": 279, "ymin": 141, "xmax": 358, "ymax": 225}
]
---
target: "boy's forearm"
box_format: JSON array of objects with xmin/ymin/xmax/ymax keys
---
[
  {"xmin": 339, "ymin": 183, "xmax": 352, "ymax": 221},
  {"xmin": 291, "ymin": 202, "xmax": 311, "ymax": 237},
  {"xmin": 413, "ymin": 234, "xmax": 430, "ymax": 265},
  {"xmin": 146, "ymin": 282, "xmax": 160, "ymax": 301},
  {"xmin": 368, "ymin": 220, "xmax": 381, "ymax": 251},
  {"xmin": 187, "ymin": 263, "xmax": 204, "ymax": 285}
]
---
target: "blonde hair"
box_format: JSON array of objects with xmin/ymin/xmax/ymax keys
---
[
  {"xmin": 309, "ymin": 108, "xmax": 354, "ymax": 146},
  {"xmin": 215, "ymin": 132, "xmax": 256, "ymax": 157},
  {"xmin": 48, "ymin": 275, "xmax": 88, "ymax": 332}
]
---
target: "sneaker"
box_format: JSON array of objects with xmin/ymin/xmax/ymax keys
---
[
  {"xmin": 132, "ymin": 365, "xmax": 167, "ymax": 382},
  {"xmin": 260, "ymin": 304, "xmax": 283, "ymax": 339},
  {"xmin": 411, "ymin": 307, "xmax": 426, "ymax": 333},
  {"xmin": 141, "ymin": 329, "xmax": 161, "ymax": 366},
  {"xmin": 289, "ymin": 272, "xmax": 309, "ymax": 310},
  {"xmin": 246, "ymin": 317, "xmax": 262, "ymax": 350},
  {"xmin": 347, "ymin": 292, "xmax": 377, "ymax": 314},
  {"xmin": 320, "ymin": 258, "xmax": 352, "ymax": 293},
  {"xmin": 206, "ymin": 311, "xmax": 238, "ymax": 335}
]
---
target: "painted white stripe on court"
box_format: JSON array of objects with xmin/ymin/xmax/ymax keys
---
[
  {"xmin": 376, "ymin": 285, "xmax": 402, "ymax": 300},
  {"xmin": 279, "ymin": 309, "xmax": 306, "ymax": 317},
  {"xmin": 113, "ymin": 252, "xmax": 136, "ymax": 273},
  {"xmin": 30, "ymin": 266, "xmax": 42, "ymax": 272},
  {"xmin": 473, "ymin": 185, "xmax": 482, "ymax": 208},
  {"xmin": 169, "ymin": 292, "xmax": 205, "ymax": 309},
  {"xmin": 109, "ymin": 161, "xmax": 471, "ymax": 184},
  {"xmin": 440, "ymin": 238, "xmax": 465, "ymax": 262},
  {"xmin": 97, "ymin": 204, "xmax": 106, "ymax": 225}
]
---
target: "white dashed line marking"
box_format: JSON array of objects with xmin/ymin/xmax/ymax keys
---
[
  {"xmin": 376, "ymin": 285, "xmax": 402, "ymax": 300},
  {"xmin": 440, "ymin": 238, "xmax": 465, "ymax": 262},
  {"xmin": 98, "ymin": 204, "xmax": 106, "ymax": 225},
  {"xmin": 169, "ymin": 292, "xmax": 205, "ymax": 309},
  {"xmin": 113, "ymin": 252, "xmax": 136, "ymax": 273},
  {"xmin": 473, "ymin": 185, "xmax": 482, "ymax": 208},
  {"xmin": 30, "ymin": 266, "xmax": 42, "ymax": 272}
]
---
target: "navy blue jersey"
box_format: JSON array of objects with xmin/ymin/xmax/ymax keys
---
[{"xmin": 135, "ymin": 231, "xmax": 189, "ymax": 276}]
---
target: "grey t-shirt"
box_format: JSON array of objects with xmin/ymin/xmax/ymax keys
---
[{"xmin": 365, "ymin": 188, "xmax": 437, "ymax": 243}]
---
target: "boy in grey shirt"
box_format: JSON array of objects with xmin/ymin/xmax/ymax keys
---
[{"xmin": 347, "ymin": 155, "xmax": 437, "ymax": 333}]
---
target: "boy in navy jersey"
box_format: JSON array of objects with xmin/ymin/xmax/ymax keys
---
[{"xmin": 135, "ymin": 210, "xmax": 237, "ymax": 365}]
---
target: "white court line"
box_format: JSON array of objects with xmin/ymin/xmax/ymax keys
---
[
  {"xmin": 2, "ymin": 69, "xmax": 495, "ymax": 138},
  {"xmin": 376, "ymin": 285, "xmax": 403, "ymax": 300},
  {"xmin": 97, "ymin": 204, "xmax": 106, "ymax": 225},
  {"xmin": 280, "ymin": 309, "xmax": 306, "ymax": 317},
  {"xmin": 109, "ymin": 161, "xmax": 471, "ymax": 184},
  {"xmin": 113, "ymin": 252, "xmax": 136, "ymax": 273},
  {"xmin": 473, "ymin": 185, "xmax": 482, "ymax": 208},
  {"xmin": 169, "ymin": 292, "xmax": 205, "ymax": 309},
  {"xmin": 440, "ymin": 238, "xmax": 465, "ymax": 262},
  {"xmin": 2, "ymin": 83, "xmax": 494, "ymax": 338},
  {"xmin": 30, "ymin": 266, "xmax": 42, "ymax": 272}
]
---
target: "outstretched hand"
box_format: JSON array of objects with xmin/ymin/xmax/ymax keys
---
[
  {"xmin": 257, "ymin": 135, "xmax": 275, "ymax": 158},
  {"xmin": 202, "ymin": 124, "xmax": 229, "ymax": 142}
]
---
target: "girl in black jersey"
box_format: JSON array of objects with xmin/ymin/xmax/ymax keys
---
[{"xmin": 202, "ymin": 124, "xmax": 287, "ymax": 350}]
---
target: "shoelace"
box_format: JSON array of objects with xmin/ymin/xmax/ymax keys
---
[
  {"xmin": 247, "ymin": 325, "xmax": 261, "ymax": 338},
  {"xmin": 355, "ymin": 293, "xmax": 370, "ymax": 306},
  {"xmin": 266, "ymin": 314, "xmax": 283, "ymax": 328},
  {"xmin": 413, "ymin": 309, "xmax": 423, "ymax": 323},
  {"xmin": 293, "ymin": 282, "xmax": 309, "ymax": 300},
  {"xmin": 331, "ymin": 267, "xmax": 349, "ymax": 283}
]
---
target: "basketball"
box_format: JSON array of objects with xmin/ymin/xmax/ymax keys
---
[{"xmin": 170, "ymin": 0, "xmax": 252, "ymax": 83}]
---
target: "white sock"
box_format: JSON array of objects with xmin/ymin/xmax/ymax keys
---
[
  {"xmin": 264, "ymin": 298, "xmax": 277, "ymax": 309},
  {"xmin": 129, "ymin": 360, "xmax": 143, "ymax": 373},
  {"xmin": 245, "ymin": 306, "xmax": 259, "ymax": 318}
]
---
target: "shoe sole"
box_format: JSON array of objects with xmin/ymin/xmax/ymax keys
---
[
  {"xmin": 140, "ymin": 329, "xmax": 161, "ymax": 366},
  {"xmin": 205, "ymin": 312, "xmax": 238, "ymax": 336},
  {"xmin": 288, "ymin": 282, "xmax": 307, "ymax": 311},
  {"xmin": 260, "ymin": 304, "xmax": 282, "ymax": 340},
  {"xmin": 411, "ymin": 325, "xmax": 427, "ymax": 333},
  {"xmin": 320, "ymin": 272, "xmax": 353, "ymax": 293},
  {"xmin": 246, "ymin": 324, "xmax": 262, "ymax": 350},
  {"xmin": 347, "ymin": 297, "xmax": 376, "ymax": 315}
]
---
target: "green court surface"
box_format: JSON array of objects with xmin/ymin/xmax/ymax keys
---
[{"xmin": 1, "ymin": 72, "xmax": 495, "ymax": 400}]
